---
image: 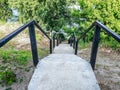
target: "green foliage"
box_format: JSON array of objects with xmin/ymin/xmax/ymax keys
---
[
  {"xmin": 0, "ymin": 48, "xmax": 32, "ymax": 65},
  {"xmin": 36, "ymin": 34, "xmax": 42, "ymax": 41},
  {"xmin": 73, "ymin": 0, "xmax": 120, "ymax": 49},
  {"xmin": 77, "ymin": 0, "xmax": 120, "ymax": 32},
  {"xmin": 8, "ymin": 0, "xmax": 40, "ymax": 23},
  {"xmin": 100, "ymin": 38, "xmax": 120, "ymax": 51},
  {"xmin": 8, "ymin": 0, "xmax": 72, "ymax": 31},
  {"xmin": 0, "ymin": 46, "xmax": 49, "ymax": 86},
  {"xmin": 0, "ymin": 0, "xmax": 12, "ymax": 21},
  {"xmin": 78, "ymin": 40, "xmax": 92, "ymax": 49},
  {"xmin": 43, "ymin": 0, "xmax": 71, "ymax": 31},
  {"xmin": 4, "ymin": 0, "xmax": 120, "ymax": 49},
  {"xmin": 0, "ymin": 67, "xmax": 16, "ymax": 85},
  {"xmin": 38, "ymin": 48, "xmax": 49, "ymax": 59}
]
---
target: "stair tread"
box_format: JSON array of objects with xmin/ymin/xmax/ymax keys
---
[{"xmin": 28, "ymin": 54, "xmax": 100, "ymax": 90}]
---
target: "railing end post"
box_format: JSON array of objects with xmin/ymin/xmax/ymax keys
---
[
  {"xmin": 29, "ymin": 23, "xmax": 39, "ymax": 67},
  {"xmin": 90, "ymin": 25, "xmax": 101, "ymax": 70}
]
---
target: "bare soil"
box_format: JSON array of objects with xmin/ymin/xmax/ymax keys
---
[
  {"xmin": 0, "ymin": 61, "xmax": 35, "ymax": 90},
  {"xmin": 78, "ymin": 47, "xmax": 120, "ymax": 90}
]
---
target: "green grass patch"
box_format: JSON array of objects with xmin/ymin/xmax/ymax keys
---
[
  {"xmin": 36, "ymin": 34, "xmax": 42, "ymax": 41},
  {"xmin": 0, "ymin": 47, "xmax": 49, "ymax": 86},
  {"xmin": 0, "ymin": 47, "xmax": 49, "ymax": 65},
  {"xmin": 38, "ymin": 48, "xmax": 49, "ymax": 59},
  {"xmin": 78, "ymin": 39, "xmax": 120, "ymax": 52},
  {"xmin": 100, "ymin": 40, "xmax": 120, "ymax": 51},
  {"xmin": 0, "ymin": 48, "xmax": 32, "ymax": 65},
  {"xmin": 78, "ymin": 40, "xmax": 92, "ymax": 50},
  {"xmin": 0, "ymin": 68, "xmax": 16, "ymax": 86}
]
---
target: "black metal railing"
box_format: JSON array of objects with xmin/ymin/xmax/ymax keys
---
[
  {"xmin": 52, "ymin": 31, "xmax": 63, "ymax": 48},
  {"xmin": 74, "ymin": 21, "xmax": 120, "ymax": 70},
  {"xmin": 0, "ymin": 20, "xmax": 52, "ymax": 66},
  {"xmin": 68, "ymin": 34, "xmax": 74, "ymax": 46},
  {"xmin": 73, "ymin": 32, "xmax": 77, "ymax": 49},
  {"xmin": 68, "ymin": 32, "xmax": 77, "ymax": 49}
]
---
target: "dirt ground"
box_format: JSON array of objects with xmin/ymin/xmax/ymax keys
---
[
  {"xmin": 78, "ymin": 47, "xmax": 120, "ymax": 90},
  {"xmin": 0, "ymin": 61, "xmax": 35, "ymax": 90}
]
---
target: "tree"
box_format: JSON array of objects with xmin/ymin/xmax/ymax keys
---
[
  {"xmin": 0, "ymin": 0, "xmax": 12, "ymax": 22},
  {"xmin": 8, "ymin": 0, "xmax": 72, "ymax": 31},
  {"xmin": 75, "ymin": 0, "xmax": 120, "ymax": 41}
]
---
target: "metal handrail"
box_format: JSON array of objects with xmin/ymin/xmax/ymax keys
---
[
  {"xmin": 0, "ymin": 20, "xmax": 33, "ymax": 47},
  {"xmin": 95, "ymin": 21, "xmax": 120, "ymax": 41},
  {"xmin": 0, "ymin": 20, "xmax": 52, "ymax": 66},
  {"xmin": 34, "ymin": 21, "xmax": 51, "ymax": 40},
  {"xmin": 75, "ymin": 20, "xmax": 120, "ymax": 70},
  {"xmin": 68, "ymin": 32, "xmax": 77, "ymax": 50}
]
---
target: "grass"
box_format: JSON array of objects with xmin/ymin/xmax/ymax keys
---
[
  {"xmin": 0, "ymin": 47, "xmax": 32, "ymax": 65},
  {"xmin": 0, "ymin": 47, "xmax": 32, "ymax": 86},
  {"xmin": 0, "ymin": 47, "xmax": 49, "ymax": 86},
  {"xmin": 78, "ymin": 39, "xmax": 120, "ymax": 53},
  {"xmin": 0, "ymin": 68, "xmax": 16, "ymax": 85},
  {"xmin": 78, "ymin": 40, "xmax": 92, "ymax": 50},
  {"xmin": 38, "ymin": 48, "xmax": 49, "ymax": 59},
  {"xmin": 100, "ymin": 40, "xmax": 120, "ymax": 52}
]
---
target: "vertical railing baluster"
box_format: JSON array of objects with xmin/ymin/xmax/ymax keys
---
[
  {"xmin": 57, "ymin": 34, "xmax": 59, "ymax": 46},
  {"xmin": 53, "ymin": 36, "xmax": 55, "ymax": 48},
  {"xmin": 75, "ymin": 40, "xmax": 78, "ymax": 55},
  {"xmin": 70, "ymin": 37, "xmax": 72, "ymax": 46},
  {"xmin": 73, "ymin": 33, "xmax": 76, "ymax": 49},
  {"xmin": 90, "ymin": 25, "xmax": 101, "ymax": 70},
  {"xmin": 68, "ymin": 38, "xmax": 70, "ymax": 44},
  {"xmin": 29, "ymin": 23, "xmax": 39, "ymax": 66},
  {"xmin": 50, "ymin": 38, "xmax": 52, "ymax": 54},
  {"xmin": 57, "ymin": 38, "xmax": 59, "ymax": 46}
]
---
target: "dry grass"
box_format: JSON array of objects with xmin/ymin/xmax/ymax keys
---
[{"xmin": 78, "ymin": 47, "xmax": 120, "ymax": 90}]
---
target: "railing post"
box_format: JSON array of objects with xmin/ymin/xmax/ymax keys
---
[
  {"xmin": 29, "ymin": 23, "xmax": 39, "ymax": 66},
  {"xmin": 58, "ymin": 35, "xmax": 60, "ymax": 45},
  {"xmin": 75, "ymin": 40, "xmax": 78, "ymax": 55},
  {"xmin": 90, "ymin": 25, "xmax": 101, "ymax": 70},
  {"xmin": 70, "ymin": 37, "xmax": 72, "ymax": 46},
  {"xmin": 53, "ymin": 36, "xmax": 55, "ymax": 48},
  {"xmin": 68, "ymin": 38, "xmax": 70, "ymax": 44},
  {"xmin": 73, "ymin": 35, "xmax": 76, "ymax": 49},
  {"xmin": 50, "ymin": 38, "xmax": 52, "ymax": 54},
  {"xmin": 57, "ymin": 34, "xmax": 59, "ymax": 46}
]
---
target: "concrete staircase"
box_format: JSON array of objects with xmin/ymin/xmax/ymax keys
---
[{"xmin": 28, "ymin": 44, "xmax": 100, "ymax": 90}]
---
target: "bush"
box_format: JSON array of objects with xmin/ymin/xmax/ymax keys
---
[{"xmin": 0, "ymin": 67, "xmax": 16, "ymax": 85}]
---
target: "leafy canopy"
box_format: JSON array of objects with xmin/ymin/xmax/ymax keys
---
[
  {"xmin": 0, "ymin": 0, "xmax": 12, "ymax": 21},
  {"xmin": 8, "ymin": 0, "xmax": 72, "ymax": 31}
]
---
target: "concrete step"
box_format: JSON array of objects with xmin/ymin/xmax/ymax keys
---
[
  {"xmin": 28, "ymin": 54, "xmax": 100, "ymax": 90},
  {"xmin": 53, "ymin": 44, "xmax": 74, "ymax": 54}
]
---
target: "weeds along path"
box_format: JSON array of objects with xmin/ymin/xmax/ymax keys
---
[{"xmin": 78, "ymin": 48, "xmax": 120, "ymax": 90}]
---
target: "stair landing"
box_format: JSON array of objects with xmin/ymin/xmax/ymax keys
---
[{"xmin": 28, "ymin": 44, "xmax": 100, "ymax": 90}]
